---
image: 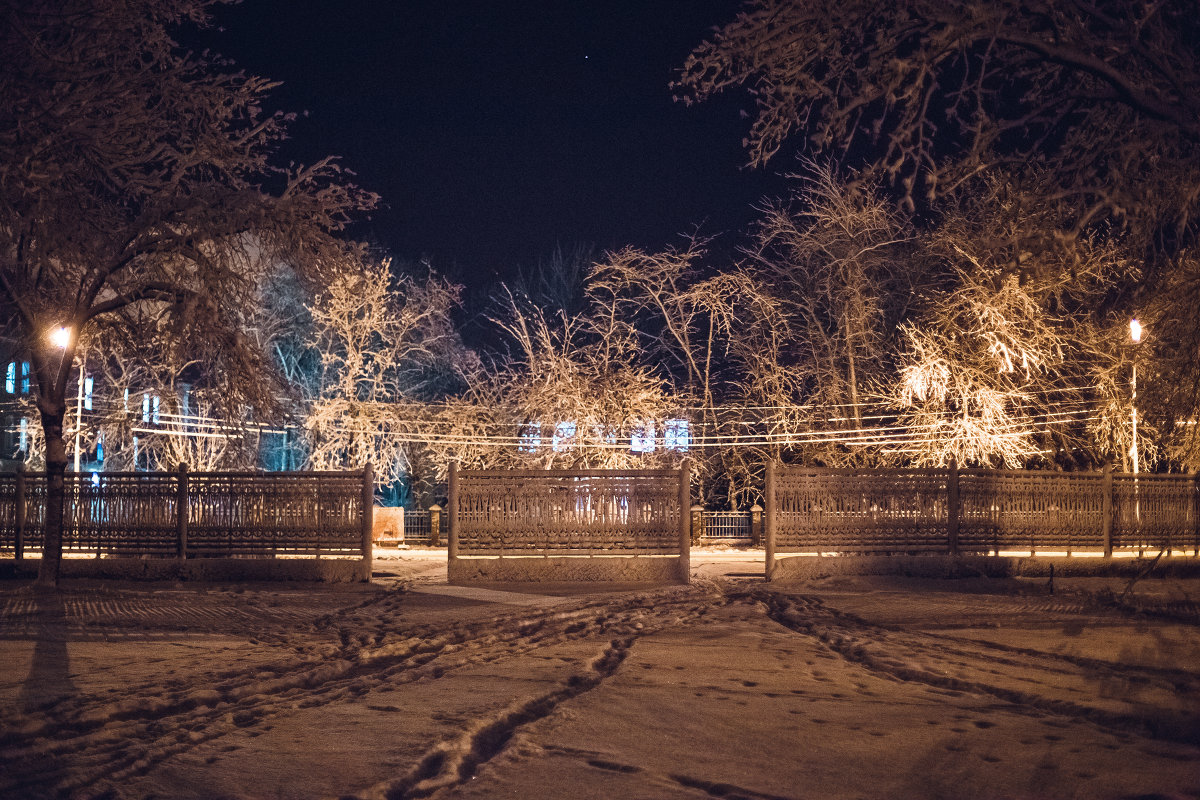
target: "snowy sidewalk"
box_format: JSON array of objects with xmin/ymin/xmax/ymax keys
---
[{"xmin": 1, "ymin": 576, "xmax": 1197, "ymax": 799}]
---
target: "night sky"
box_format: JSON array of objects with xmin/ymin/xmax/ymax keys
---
[{"xmin": 201, "ymin": 0, "xmax": 785, "ymax": 287}]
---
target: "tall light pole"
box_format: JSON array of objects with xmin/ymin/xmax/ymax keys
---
[
  {"xmin": 1129, "ymin": 318, "xmax": 1143, "ymax": 532},
  {"xmin": 1129, "ymin": 318, "xmax": 1142, "ymax": 474},
  {"xmin": 50, "ymin": 325, "xmax": 85, "ymax": 472}
]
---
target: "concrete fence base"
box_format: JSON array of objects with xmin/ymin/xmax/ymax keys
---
[
  {"xmin": 769, "ymin": 553, "xmax": 1200, "ymax": 581},
  {"xmin": 1, "ymin": 556, "xmax": 370, "ymax": 583},
  {"xmin": 449, "ymin": 555, "xmax": 688, "ymax": 585}
]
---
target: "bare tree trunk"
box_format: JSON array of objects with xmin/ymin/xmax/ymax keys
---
[{"xmin": 36, "ymin": 406, "xmax": 68, "ymax": 589}]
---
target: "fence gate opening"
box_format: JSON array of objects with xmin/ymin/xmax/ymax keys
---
[{"xmin": 447, "ymin": 464, "xmax": 691, "ymax": 584}]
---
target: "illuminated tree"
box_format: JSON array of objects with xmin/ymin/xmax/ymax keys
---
[
  {"xmin": 740, "ymin": 164, "xmax": 918, "ymax": 464},
  {"xmin": 584, "ymin": 238, "xmax": 801, "ymax": 505},
  {"xmin": 305, "ymin": 259, "xmax": 476, "ymax": 490},
  {"xmin": 887, "ymin": 179, "xmax": 1130, "ymax": 467},
  {"xmin": 0, "ymin": 0, "xmax": 376, "ymax": 586},
  {"xmin": 490, "ymin": 292, "xmax": 675, "ymax": 471},
  {"xmin": 677, "ymin": 0, "xmax": 1200, "ymax": 466}
]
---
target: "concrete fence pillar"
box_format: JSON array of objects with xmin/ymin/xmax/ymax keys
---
[
  {"xmin": 946, "ymin": 458, "xmax": 959, "ymax": 556},
  {"xmin": 1192, "ymin": 471, "xmax": 1199, "ymax": 557},
  {"xmin": 750, "ymin": 504, "xmax": 763, "ymax": 547},
  {"xmin": 176, "ymin": 462, "xmax": 189, "ymax": 560},
  {"xmin": 765, "ymin": 461, "xmax": 777, "ymax": 581},
  {"xmin": 14, "ymin": 463, "xmax": 25, "ymax": 561},
  {"xmin": 677, "ymin": 460, "xmax": 692, "ymax": 584},
  {"xmin": 361, "ymin": 463, "xmax": 374, "ymax": 581},
  {"xmin": 446, "ymin": 461, "xmax": 459, "ymax": 567},
  {"xmin": 1102, "ymin": 462, "xmax": 1114, "ymax": 558},
  {"xmin": 690, "ymin": 505, "xmax": 704, "ymax": 546},
  {"xmin": 429, "ymin": 504, "xmax": 443, "ymax": 548}
]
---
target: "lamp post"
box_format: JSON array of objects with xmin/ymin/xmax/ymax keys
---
[
  {"xmin": 50, "ymin": 326, "xmax": 85, "ymax": 472},
  {"xmin": 1129, "ymin": 318, "xmax": 1141, "ymax": 474},
  {"xmin": 1129, "ymin": 318, "xmax": 1143, "ymax": 534}
]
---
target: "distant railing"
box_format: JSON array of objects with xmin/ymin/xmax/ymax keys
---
[
  {"xmin": 402, "ymin": 509, "xmax": 434, "ymax": 545},
  {"xmin": 699, "ymin": 510, "xmax": 757, "ymax": 544},
  {"xmin": 765, "ymin": 462, "xmax": 1200, "ymax": 571},
  {"xmin": 0, "ymin": 466, "xmax": 373, "ymax": 560}
]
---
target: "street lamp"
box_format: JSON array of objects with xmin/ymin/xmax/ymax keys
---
[
  {"xmin": 49, "ymin": 326, "xmax": 72, "ymax": 349},
  {"xmin": 50, "ymin": 326, "xmax": 85, "ymax": 473},
  {"xmin": 1129, "ymin": 318, "xmax": 1144, "ymax": 534},
  {"xmin": 1129, "ymin": 318, "xmax": 1141, "ymax": 475}
]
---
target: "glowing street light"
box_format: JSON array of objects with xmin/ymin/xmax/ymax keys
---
[{"xmin": 49, "ymin": 325, "xmax": 72, "ymax": 349}]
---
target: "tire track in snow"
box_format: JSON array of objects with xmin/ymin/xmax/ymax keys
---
[{"xmin": 747, "ymin": 589, "xmax": 1200, "ymax": 746}]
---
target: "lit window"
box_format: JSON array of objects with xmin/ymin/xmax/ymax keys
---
[
  {"xmin": 96, "ymin": 434, "xmax": 104, "ymax": 463},
  {"xmin": 553, "ymin": 421, "xmax": 576, "ymax": 452},
  {"xmin": 84, "ymin": 376, "xmax": 93, "ymax": 410},
  {"xmin": 665, "ymin": 419, "xmax": 690, "ymax": 452},
  {"xmin": 142, "ymin": 393, "xmax": 161, "ymax": 424},
  {"xmin": 20, "ymin": 361, "xmax": 29, "ymax": 394},
  {"xmin": 5, "ymin": 362, "xmax": 13, "ymax": 394},
  {"xmin": 631, "ymin": 421, "xmax": 656, "ymax": 453},
  {"xmin": 18, "ymin": 418, "xmax": 27, "ymax": 452},
  {"xmin": 519, "ymin": 422, "xmax": 541, "ymax": 452}
]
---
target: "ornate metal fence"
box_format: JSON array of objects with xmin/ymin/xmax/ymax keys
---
[
  {"xmin": 0, "ymin": 466, "xmax": 373, "ymax": 560},
  {"xmin": 766, "ymin": 462, "xmax": 1200, "ymax": 571},
  {"xmin": 447, "ymin": 464, "xmax": 692, "ymax": 583}
]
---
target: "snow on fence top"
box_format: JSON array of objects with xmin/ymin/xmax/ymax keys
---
[
  {"xmin": 0, "ymin": 467, "xmax": 372, "ymax": 559},
  {"xmin": 450, "ymin": 467, "xmax": 687, "ymax": 556}
]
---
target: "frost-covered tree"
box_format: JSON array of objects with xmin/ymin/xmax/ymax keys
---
[
  {"xmin": 0, "ymin": 0, "xmax": 376, "ymax": 586},
  {"xmin": 677, "ymin": 0, "xmax": 1200, "ymax": 467},
  {"xmin": 740, "ymin": 164, "xmax": 919, "ymax": 465},
  {"xmin": 305, "ymin": 259, "xmax": 477, "ymax": 491},
  {"xmin": 887, "ymin": 181, "xmax": 1131, "ymax": 467}
]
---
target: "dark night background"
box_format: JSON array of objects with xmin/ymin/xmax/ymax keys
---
[{"xmin": 200, "ymin": 0, "xmax": 784, "ymax": 287}]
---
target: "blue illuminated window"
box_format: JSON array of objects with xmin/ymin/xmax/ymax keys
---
[
  {"xmin": 553, "ymin": 421, "xmax": 576, "ymax": 452},
  {"xmin": 142, "ymin": 393, "xmax": 160, "ymax": 424},
  {"xmin": 5, "ymin": 362, "xmax": 13, "ymax": 394},
  {"xmin": 84, "ymin": 376, "xmax": 93, "ymax": 410},
  {"xmin": 665, "ymin": 419, "xmax": 690, "ymax": 452},
  {"xmin": 630, "ymin": 422, "xmax": 656, "ymax": 453},
  {"xmin": 519, "ymin": 422, "xmax": 541, "ymax": 452},
  {"xmin": 20, "ymin": 361, "xmax": 29, "ymax": 394}
]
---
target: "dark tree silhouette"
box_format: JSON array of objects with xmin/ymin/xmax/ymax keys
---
[{"xmin": 0, "ymin": 0, "xmax": 377, "ymax": 586}]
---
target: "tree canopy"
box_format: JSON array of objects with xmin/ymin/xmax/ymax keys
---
[
  {"xmin": 0, "ymin": 0, "xmax": 376, "ymax": 584},
  {"xmin": 676, "ymin": 0, "xmax": 1200, "ymax": 250}
]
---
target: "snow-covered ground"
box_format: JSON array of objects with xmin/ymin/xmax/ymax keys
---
[{"xmin": 1, "ymin": 550, "xmax": 1198, "ymax": 799}]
